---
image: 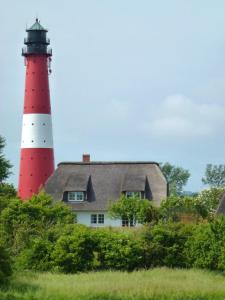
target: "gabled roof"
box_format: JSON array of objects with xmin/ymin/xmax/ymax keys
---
[
  {"xmin": 44, "ymin": 161, "xmax": 168, "ymax": 211},
  {"xmin": 27, "ymin": 19, "xmax": 47, "ymax": 31},
  {"xmin": 216, "ymin": 192, "xmax": 225, "ymax": 215}
]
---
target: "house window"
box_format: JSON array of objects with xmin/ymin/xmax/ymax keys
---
[
  {"xmin": 98, "ymin": 214, "xmax": 104, "ymax": 224},
  {"xmin": 68, "ymin": 191, "xmax": 85, "ymax": 202},
  {"xmin": 91, "ymin": 214, "xmax": 97, "ymax": 224},
  {"xmin": 122, "ymin": 216, "xmax": 134, "ymax": 227},
  {"xmin": 126, "ymin": 191, "xmax": 142, "ymax": 199},
  {"xmin": 91, "ymin": 214, "xmax": 105, "ymax": 225}
]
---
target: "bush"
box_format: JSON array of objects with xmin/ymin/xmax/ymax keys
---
[
  {"xmin": 15, "ymin": 238, "xmax": 53, "ymax": 271},
  {"xmin": 52, "ymin": 225, "xmax": 96, "ymax": 273},
  {"xmin": 95, "ymin": 229, "xmax": 144, "ymax": 271},
  {"xmin": 185, "ymin": 217, "xmax": 225, "ymax": 270},
  {"xmin": 141, "ymin": 222, "xmax": 193, "ymax": 268},
  {"xmin": 0, "ymin": 192, "xmax": 76, "ymax": 272},
  {"xmin": 0, "ymin": 241, "xmax": 12, "ymax": 284},
  {"xmin": 0, "ymin": 193, "xmax": 75, "ymax": 253}
]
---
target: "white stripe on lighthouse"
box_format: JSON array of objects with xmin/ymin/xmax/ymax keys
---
[{"xmin": 21, "ymin": 114, "xmax": 53, "ymax": 148}]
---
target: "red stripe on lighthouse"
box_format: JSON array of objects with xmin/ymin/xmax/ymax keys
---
[
  {"xmin": 18, "ymin": 148, "xmax": 54, "ymax": 200},
  {"xmin": 24, "ymin": 56, "xmax": 51, "ymax": 114}
]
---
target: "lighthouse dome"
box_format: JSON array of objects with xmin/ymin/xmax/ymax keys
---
[{"xmin": 27, "ymin": 19, "xmax": 47, "ymax": 32}]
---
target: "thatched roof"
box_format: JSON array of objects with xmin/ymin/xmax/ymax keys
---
[
  {"xmin": 216, "ymin": 192, "xmax": 225, "ymax": 215},
  {"xmin": 44, "ymin": 161, "xmax": 168, "ymax": 211}
]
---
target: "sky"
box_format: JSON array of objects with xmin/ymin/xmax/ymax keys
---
[{"xmin": 0, "ymin": 0, "xmax": 225, "ymax": 192}]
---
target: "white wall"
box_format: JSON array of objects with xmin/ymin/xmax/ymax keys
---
[{"xmin": 76, "ymin": 211, "xmax": 122, "ymax": 227}]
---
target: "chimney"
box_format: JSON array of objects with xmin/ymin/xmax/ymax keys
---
[{"xmin": 82, "ymin": 154, "xmax": 90, "ymax": 162}]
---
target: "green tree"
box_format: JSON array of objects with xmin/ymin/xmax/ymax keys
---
[
  {"xmin": 0, "ymin": 192, "xmax": 75, "ymax": 259},
  {"xmin": 160, "ymin": 195, "xmax": 201, "ymax": 222},
  {"xmin": 202, "ymin": 164, "xmax": 225, "ymax": 187},
  {"xmin": 109, "ymin": 195, "xmax": 159, "ymax": 226},
  {"xmin": 0, "ymin": 183, "xmax": 17, "ymax": 211},
  {"xmin": 195, "ymin": 187, "xmax": 224, "ymax": 219},
  {"xmin": 160, "ymin": 162, "xmax": 190, "ymax": 195},
  {"xmin": 0, "ymin": 136, "xmax": 12, "ymax": 183}
]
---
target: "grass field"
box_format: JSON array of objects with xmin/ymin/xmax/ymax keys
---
[{"xmin": 1, "ymin": 268, "xmax": 225, "ymax": 300}]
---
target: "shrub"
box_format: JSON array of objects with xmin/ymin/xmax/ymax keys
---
[
  {"xmin": 0, "ymin": 241, "xmax": 12, "ymax": 284},
  {"xmin": 15, "ymin": 238, "xmax": 53, "ymax": 271},
  {"xmin": 95, "ymin": 229, "xmax": 144, "ymax": 271},
  {"xmin": 141, "ymin": 222, "xmax": 193, "ymax": 268},
  {"xmin": 0, "ymin": 193, "xmax": 75, "ymax": 255},
  {"xmin": 185, "ymin": 217, "xmax": 225, "ymax": 270},
  {"xmin": 52, "ymin": 225, "xmax": 96, "ymax": 273}
]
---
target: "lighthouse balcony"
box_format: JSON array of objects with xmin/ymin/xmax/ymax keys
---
[{"xmin": 22, "ymin": 47, "xmax": 52, "ymax": 56}]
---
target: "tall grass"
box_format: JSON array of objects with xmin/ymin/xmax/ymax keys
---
[{"xmin": 1, "ymin": 268, "xmax": 225, "ymax": 300}]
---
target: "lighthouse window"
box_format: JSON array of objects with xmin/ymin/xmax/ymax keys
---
[{"xmin": 68, "ymin": 191, "xmax": 85, "ymax": 202}]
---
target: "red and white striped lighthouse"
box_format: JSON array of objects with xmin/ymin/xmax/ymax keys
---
[{"xmin": 18, "ymin": 19, "xmax": 54, "ymax": 200}]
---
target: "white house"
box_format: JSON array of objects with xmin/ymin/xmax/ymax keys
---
[{"xmin": 44, "ymin": 155, "xmax": 168, "ymax": 227}]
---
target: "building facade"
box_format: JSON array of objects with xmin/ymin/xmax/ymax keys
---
[{"xmin": 44, "ymin": 155, "xmax": 168, "ymax": 227}]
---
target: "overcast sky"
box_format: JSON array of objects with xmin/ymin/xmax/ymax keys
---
[{"xmin": 0, "ymin": 0, "xmax": 225, "ymax": 192}]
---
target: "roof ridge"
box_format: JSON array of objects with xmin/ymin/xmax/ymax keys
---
[{"xmin": 58, "ymin": 161, "xmax": 159, "ymax": 166}]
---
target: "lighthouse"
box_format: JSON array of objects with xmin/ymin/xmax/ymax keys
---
[{"xmin": 18, "ymin": 19, "xmax": 54, "ymax": 200}]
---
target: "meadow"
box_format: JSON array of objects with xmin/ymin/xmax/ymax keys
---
[{"xmin": 1, "ymin": 268, "xmax": 225, "ymax": 300}]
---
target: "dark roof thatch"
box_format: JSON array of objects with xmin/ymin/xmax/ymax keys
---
[
  {"xmin": 216, "ymin": 192, "xmax": 225, "ymax": 215},
  {"xmin": 44, "ymin": 161, "xmax": 168, "ymax": 211}
]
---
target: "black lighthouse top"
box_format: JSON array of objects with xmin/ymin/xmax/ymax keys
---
[{"xmin": 22, "ymin": 19, "xmax": 52, "ymax": 56}]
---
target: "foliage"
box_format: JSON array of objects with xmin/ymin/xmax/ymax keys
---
[
  {"xmin": 0, "ymin": 240, "xmax": 12, "ymax": 284},
  {"xmin": 185, "ymin": 217, "xmax": 225, "ymax": 270},
  {"xmin": 0, "ymin": 183, "xmax": 16, "ymax": 199},
  {"xmin": 95, "ymin": 229, "xmax": 144, "ymax": 271},
  {"xmin": 160, "ymin": 188, "xmax": 223, "ymax": 221},
  {"xmin": 202, "ymin": 164, "xmax": 225, "ymax": 187},
  {"xmin": 160, "ymin": 195, "xmax": 201, "ymax": 221},
  {"xmin": 0, "ymin": 136, "xmax": 12, "ymax": 183},
  {"xmin": 195, "ymin": 187, "xmax": 224, "ymax": 219},
  {"xmin": 109, "ymin": 195, "xmax": 159, "ymax": 226},
  {"xmin": 15, "ymin": 238, "xmax": 53, "ymax": 271},
  {"xmin": 1, "ymin": 187, "xmax": 225, "ymax": 275},
  {"xmin": 0, "ymin": 192, "xmax": 75, "ymax": 261},
  {"xmin": 141, "ymin": 222, "xmax": 193, "ymax": 268},
  {"xmin": 160, "ymin": 162, "xmax": 190, "ymax": 195},
  {"xmin": 0, "ymin": 183, "xmax": 17, "ymax": 211},
  {"xmin": 52, "ymin": 225, "xmax": 96, "ymax": 273}
]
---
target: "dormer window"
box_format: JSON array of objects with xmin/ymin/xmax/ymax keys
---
[
  {"xmin": 126, "ymin": 191, "xmax": 142, "ymax": 199},
  {"xmin": 68, "ymin": 191, "xmax": 85, "ymax": 202}
]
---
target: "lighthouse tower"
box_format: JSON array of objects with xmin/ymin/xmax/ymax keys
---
[{"xmin": 18, "ymin": 19, "xmax": 54, "ymax": 200}]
